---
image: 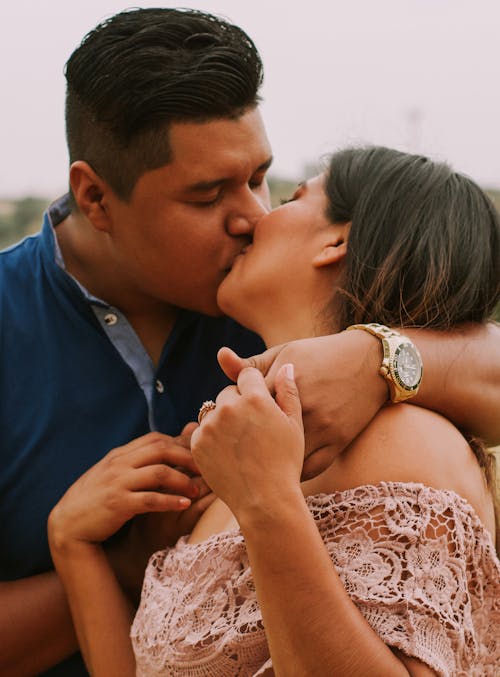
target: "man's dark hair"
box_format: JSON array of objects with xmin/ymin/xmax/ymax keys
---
[
  {"xmin": 65, "ymin": 8, "xmax": 264, "ymax": 199},
  {"xmin": 324, "ymin": 146, "xmax": 500, "ymax": 329}
]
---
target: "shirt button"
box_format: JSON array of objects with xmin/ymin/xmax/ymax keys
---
[
  {"xmin": 104, "ymin": 313, "xmax": 118, "ymax": 326},
  {"xmin": 155, "ymin": 380, "xmax": 164, "ymax": 394}
]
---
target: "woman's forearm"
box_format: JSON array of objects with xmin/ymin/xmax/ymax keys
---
[
  {"xmin": 50, "ymin": 539, "xmax": 136, "ymax": 677},
  {"xmin": 408, "ymin": 322, "xmax": 500, "ymax": 444},
  {"xmin": 238, "ymin": 490, "xmax": 411, "ymax": 677}
]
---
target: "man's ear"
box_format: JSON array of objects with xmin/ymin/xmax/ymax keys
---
[
  {"xmin": 312, "ymin": 222, "xmax": 351, "ymax": 269},
  {"xmin": 69, "ymin": 161, "xmax": 113, "ymax": 232}
]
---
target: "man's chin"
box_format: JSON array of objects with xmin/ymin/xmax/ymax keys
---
[{"xmin": 180, "ymin": 295, "xmax": 224, "ymax": 318}]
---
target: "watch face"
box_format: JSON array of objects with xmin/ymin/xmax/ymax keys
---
[{"xmin": 394, "ymin": 343, "xmax": 422, "ymax": 389}]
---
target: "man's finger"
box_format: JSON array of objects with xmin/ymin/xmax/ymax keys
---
[
  {"xmin": 176, "ymin": 422, "xmax": 198, "ymax": 448},
  {"xmin": 128, "ymin": 464, "xmax": 200, "ymax": 498},
  {"xmin": 131, "ymin": 440, "xmax": 199, "ymax": 475},
  {"xmin": 217, "ymin": 345, "xmax": 285, "ymax": 382}
]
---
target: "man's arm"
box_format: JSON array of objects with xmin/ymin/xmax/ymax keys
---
[
  {"xmin": 408, "ymin": 322, "xmax": 500, "ymax": 444},
  {"xmin": 0, "ymin": 428, "xmax": 212, "ymax": 675},
  {"xmin": 219, "ymin": 321, "xmax": 500, "ymax": 456}
]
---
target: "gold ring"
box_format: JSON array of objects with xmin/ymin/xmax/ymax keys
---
[{"xmin": 198, "ymin": 400, "xmax": 216, "ymax": 424}]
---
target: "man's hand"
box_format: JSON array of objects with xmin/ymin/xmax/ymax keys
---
[
  {"xmin": 218, "ymin": 331, "xmax": 387, "ymax": 475},
  {"xmin": 108, "ymin": 424, "xmax": 216, "ymax": 599},
  {"xmin": 191, "ymin": 365, "xmax": 305, "ymax": 520},
  {"xmin": 48, "ymin": 431, "xmax": 203, "ymax": 552},
  {"xmin": 220, "ymin": 322, "xmax": 500, "ymax": 462}
]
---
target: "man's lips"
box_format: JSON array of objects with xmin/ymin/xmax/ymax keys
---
[{"xmin": 225, "ymin": 244, "xmax": 252, "ymax": 272}]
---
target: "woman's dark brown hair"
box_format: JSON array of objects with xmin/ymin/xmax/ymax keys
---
[
  {"xmin": 325, "ymin": 146, "xmax": 500, "ymax": 330},
  {"xmin": 325, "ymin": 146, "xmax": 500, "ymax": 549}
]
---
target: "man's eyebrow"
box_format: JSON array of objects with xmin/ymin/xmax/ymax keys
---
[{"xmin": 186, "ymin": 156, "xmax": 274, "ymax": 193}]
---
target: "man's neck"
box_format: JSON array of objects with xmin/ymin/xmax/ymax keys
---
[{"xmin": 55, "ymin": 212, "xmax": 177, "ymax": 365}]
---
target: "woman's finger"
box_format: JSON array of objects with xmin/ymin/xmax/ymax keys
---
[
  {"xmin": 214, "ymin": 384, "xmax": 240, "ymax": 405},
  {"xmin": 236, "ymin": 366, "xmax": 272, "ymax": 399},
  {"xmin": 196, "ymin": 385, "xmax": 239, "ymax": 427}
]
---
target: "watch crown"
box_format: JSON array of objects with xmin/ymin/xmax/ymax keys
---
[{"xmin": 379, "ymin": 365, "xmax": 389, "ymax": 377}]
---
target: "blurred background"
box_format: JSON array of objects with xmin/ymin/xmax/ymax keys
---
[
  {"xmin": 1, "ymin": 1, "xmax": 498, "ymax": 462},
  {"xmin": 1, "ymin": 1, "xmax": 499, "ymax": 255}
]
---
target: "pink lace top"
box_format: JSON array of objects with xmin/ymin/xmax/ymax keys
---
[{"xmin": 131, "ymin": 483, "xmax": 500, "ymax": 676}]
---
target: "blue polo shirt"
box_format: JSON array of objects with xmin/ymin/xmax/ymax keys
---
[{"xmin": 0, "ymin": 196, "xmax": 264, "ymax": 676}]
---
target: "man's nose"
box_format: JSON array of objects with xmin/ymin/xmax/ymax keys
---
[{"xmin": 226, "ymin": 188, "xmax": 269, "ymax": 236}]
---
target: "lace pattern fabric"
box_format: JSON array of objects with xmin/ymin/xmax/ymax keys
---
[{"xmin": 131, "ymin": 483, "xmax": 500, "ymax": 676}]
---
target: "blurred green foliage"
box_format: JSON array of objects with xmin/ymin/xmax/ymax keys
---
[
  {"xmin": 0, "ymin": 196, "xmax": 49, "ymax": 249},
  {"xmin": 0, "ymin": 186, "xmax": 499, "ymax": 323}
]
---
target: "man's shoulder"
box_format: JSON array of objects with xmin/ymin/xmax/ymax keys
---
[
  {"xmin": 0, "ymin": 231, "xmax": 43, "ymax": 296},
  {"xmin": 0, "ymin": 230, "xmax": 41, "ymax": 262},
  {"xmin": 0, "ymin": 195, "xmax": 67, "ymax": 281}
]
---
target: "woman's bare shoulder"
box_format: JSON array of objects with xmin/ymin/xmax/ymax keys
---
[{"xmin": 318, "ymin": 404, "xmax": 494, "ymax": 530}]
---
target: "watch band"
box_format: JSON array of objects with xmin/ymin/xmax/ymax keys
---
[
  {"xmin": 346, "ymin": 323, "xmax": 401, "ymax": 341},
  {"xmin": 346, "ymin": 323, "xmax": 423, "ymax": 403}
]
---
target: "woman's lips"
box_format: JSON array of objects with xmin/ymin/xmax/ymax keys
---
[{"xmin": 227, "ymin": 244, "xmax": 252, "ymax": 271}]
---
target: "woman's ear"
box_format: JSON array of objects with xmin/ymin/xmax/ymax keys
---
[
  {"xmin": 69, "ymin": 161, "xmax": 113, "ymax": 232},
  {"xmin": 312, "ymin": 222, "xmax": 351, "ymax": 269}
]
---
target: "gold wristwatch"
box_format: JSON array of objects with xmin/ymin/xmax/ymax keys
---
[{"xmin": 346, "ymin": 323, "xmax": 423, "ymax": 403}]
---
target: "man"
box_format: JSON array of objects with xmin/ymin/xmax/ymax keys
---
[{"xmin": 0, "ymin": 8, "xmax": 498, "ymax": 676}]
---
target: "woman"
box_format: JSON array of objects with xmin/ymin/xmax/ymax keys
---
[{"xmin": 49, "ymin": 147, "xmax": 500, "ymax": 676}]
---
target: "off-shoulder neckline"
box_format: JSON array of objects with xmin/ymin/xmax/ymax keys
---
[{"xmin": 171, "ymin": 481, "xmax": 497, "ymax": 555}]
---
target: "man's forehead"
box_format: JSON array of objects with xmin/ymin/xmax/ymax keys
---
[
  {"xmin": 168, "ymin": 109, "xmax": 272, "ymax": 170},
  {"xmin": 184, "ymin": 155, "xmax": 273, "ymax": 193}
]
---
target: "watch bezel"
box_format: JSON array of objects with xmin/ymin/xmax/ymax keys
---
[{"xmin": 391, "ymin": 341, "xmax": 423, "ymax": 391}]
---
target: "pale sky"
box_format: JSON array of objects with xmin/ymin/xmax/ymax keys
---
[{"xmin": 1, "ymin": 0, "xmax": 499, "ymax": 198}]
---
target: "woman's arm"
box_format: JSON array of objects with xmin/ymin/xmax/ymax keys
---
[
  {"xmin": 239, "ymin": 490, "xmax": 434, "ymax": 677},
  {"xmin": 191, "ymin": 367, "xmax": 440, "ymax": 676},
  {"xmin": 220, "ymin": 321, "xmax": 500, "ymax": 453},
  {"xmin": 239, "ymin": 490, "xmax": 412, "ymax": 676},
  {"xmin": 48, "ymin": 539, "xmax": 136, "ymax": 677}
]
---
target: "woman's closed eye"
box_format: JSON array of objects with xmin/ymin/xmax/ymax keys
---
[{"xmin": 280, "ymin": 182, "xmax": 306, "ymax": 206}]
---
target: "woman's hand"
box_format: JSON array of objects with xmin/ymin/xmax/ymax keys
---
[
  {"xmin": 217, "ymin": 334, "xmax": 386, "ymax": 477},
  {"xmin": 48, "ymin": 432, "xmax": 202, "ymax": 551},
  {"xmin": 190, "ymin": 364, "xmax": 304, "ymax": 520}
]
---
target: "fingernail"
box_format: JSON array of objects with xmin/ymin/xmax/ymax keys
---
[
  {"xmin": 178, "ymin": 497, "xmax": 191, "ymax": 508},
  {"xmin": 285, "ymin": 363, "xmax": 294, "ymax": 380}
]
